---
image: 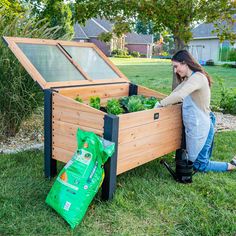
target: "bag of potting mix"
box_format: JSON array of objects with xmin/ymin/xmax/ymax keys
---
[{"xmin": 45, "ymin": 128, "xmax": 115, "ymax": 228}]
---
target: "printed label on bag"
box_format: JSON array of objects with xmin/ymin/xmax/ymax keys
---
[
  {"xmin": 64, "ymin": 160, "xmax": 73, "ymax": 169},
  {"xmin": 75, "ymin": 149, "xmax": 92, "ymax": 165},
  {"xmin": 64, "ymin": 201, "xmax": 71, "ymax": 211}
]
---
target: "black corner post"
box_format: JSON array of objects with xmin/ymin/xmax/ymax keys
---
[
  {"xmin": 102, "ymin": 114, "xmax": 119, "ymax": 200},
  {"xmin": 44, "ymin": 89, "xmax": 57, "ymax": 179},
  {"xmin": 129, "ymin": 83, "xmax": 138, "ymax": 96}
]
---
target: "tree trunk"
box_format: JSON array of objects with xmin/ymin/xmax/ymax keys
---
[
  {"xmin": 174, "ymin": 36, "xmax": 186, "ymax": 52},
  {"xmin": 172, "ymin": 36, "xmax": 186, "ymax": 90}
]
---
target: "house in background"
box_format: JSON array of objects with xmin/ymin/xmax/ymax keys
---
[
  {"xmin": 125, "ymin": 32, "xmax": 153, "ymax": 58},
  {"xmin": 73, "ymin": 18, "xmax": 153, "ymax": 57},
  {"xmin": 189, "ymin": 22, "xmax": 236, "ymax": 63}
]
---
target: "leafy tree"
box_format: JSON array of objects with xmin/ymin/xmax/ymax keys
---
[
  {"xmin": 0, "ymin": 0, "xmax": 25, "ymax": 17},
  {"xmin": 75, "ymin": 0, "xmax": 236, "ymax": 51},
  {"xmin": 75, "ymin": 0, "xmax": 235, "ymax": 89},
  {"xmin": 135, "ymin": 21, "xmax": 175, "ymax": 55},
  {"xmin": 135, "ymin": 20, "xmax": 154, "ymax": 35},
  {"xmin": 23, "ymin": 0, "xmax": 74, "ymax": 38},
  {"xmin": 40, "ymin": 0, "xmax": 74, "ymax": 38}
]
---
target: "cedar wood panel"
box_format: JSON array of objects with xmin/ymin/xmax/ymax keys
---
[{"xmin": 52, "ymin": 86, "xmax": 182, "ymax": 176}]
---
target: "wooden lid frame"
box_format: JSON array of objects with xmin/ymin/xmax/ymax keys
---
[{"xmin": 3, "ymin": 36, "xmax": 129, "ymax": 89}]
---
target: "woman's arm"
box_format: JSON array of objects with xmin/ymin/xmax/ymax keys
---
[{"xmin": 160, "ymin": 73, "xmax": 205, "ymax": 106}]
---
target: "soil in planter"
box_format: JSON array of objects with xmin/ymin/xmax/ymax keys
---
[
  {"xmin": 100, "ymin": 106, "xmax": 107, "ymax": 113},
  {"xmin": 100, "ymin": 106, "xmax": 129, "ymax": 114},
  {"xmin": 120, "ymin": 105, "xmax": 129, "ymax": 114}
]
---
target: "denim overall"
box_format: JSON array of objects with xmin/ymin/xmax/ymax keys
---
[{"xmin": 182, "ymin": 95, "xmax": 228, "ymax": 172}]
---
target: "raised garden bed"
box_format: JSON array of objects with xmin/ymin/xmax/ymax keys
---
[{"xmin": 3, "ymin": 36, "xmax": 183, "ymax": 200}]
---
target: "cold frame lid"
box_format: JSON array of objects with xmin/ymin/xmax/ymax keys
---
[{"xmin": 2, "ymin": 37, "xmax": 129, "ymax": 89}]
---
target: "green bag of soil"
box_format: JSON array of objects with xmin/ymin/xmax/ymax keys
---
[{"xmin": 45, "ymin": 128, "xmax": 115, "ymax": 228}]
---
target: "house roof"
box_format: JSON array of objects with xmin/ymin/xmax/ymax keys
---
[
  {"xmin": 94, "ymin": 18, "xmax": 113, "ymax": 32},
  {"xmin": 125, "ymin": 32, "xmax": 153, "ymax": 44},
  {"xmin": 73, "ymin": 22, "xmax": 89, "ymax": 40},
  {"xmin": 192, "ymin": 17, "xmax": 236, "ymax": 39},
  {"xmin": 74, "ymin": 18, "xmax": 153, "ymax": 45},
  {"xmin": 74, "ymin": 18, "xmax": 113, "ymax": 39}
]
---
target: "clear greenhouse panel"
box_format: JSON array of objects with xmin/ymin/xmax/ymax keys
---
[
  {"xmin": 17, "ymin": 43, "xmax": 86, "ymax": 82},
  {"xmin": 63, "ymin": 46, "xmax": 120, "ymax": 80}
]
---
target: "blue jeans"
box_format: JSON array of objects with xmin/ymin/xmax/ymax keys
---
[{"xmin": 193, "ymin": 112, "xmax": 228, "ymax": 172}]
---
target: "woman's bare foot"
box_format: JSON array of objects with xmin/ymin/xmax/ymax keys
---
[
  {"xmin": 228, "ymin": 156, "xmax": 236, "ymax": 171},
  {"xmin": 228, "ymin": 163, "xmax": 236, "ymax": 171}
]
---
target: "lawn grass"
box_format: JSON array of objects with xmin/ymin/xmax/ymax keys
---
[
  {"xmin": 111, "ymin": 58, "xmax": 236, "ymax": 106},
  {"xmin": 1, "ymin": 58, "xmax": 236, "ymax": 235},
  {"xmin": 1, "ymin": 131, "xmax": 236, "ymax": 235}
]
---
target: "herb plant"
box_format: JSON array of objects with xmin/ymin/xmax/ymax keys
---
[
  {"xmin": 119, "ymin": 96, "xmax": 130, "ymax": 108},
  {"xmin": 89, "ymin": 96, "xmax": 101, "ymax": 110},
  {"xmin": 127, "ymin": 96, "xmax": 145, "ymax": 112},
  {"xmin": 75, "ymin": 96, "xmax": 83, "ymax": 103},
  {"xmin": 123, "ymin": 95, "xmax": 158, "ymax": 112},
  {"xmin": 106, "ymin": 99, "xmax": 124, "ymax": 115},
  {"xmin": 143, "ymin": 96, "xmax": 158, "ymax": 109}
]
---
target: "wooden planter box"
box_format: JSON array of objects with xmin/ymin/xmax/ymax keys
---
[{"xmin": 3, "ymin": 37, "xmax": 182, "ymax": 200}]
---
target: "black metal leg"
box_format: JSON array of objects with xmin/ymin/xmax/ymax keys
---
[
  {"xmin": 129, "ymin": 83, "xmax": 138, "ymax": 96},
  {"xmin": 102, "ymin": 114, "xmax": 119, "ymax": 200},
  {"xmin": 44, "ymin": 89, "xmax": 57, "ymax": 178}
]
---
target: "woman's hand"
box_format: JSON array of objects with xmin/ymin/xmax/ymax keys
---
[{"xmin": 154, "ymin": 101, "xmax": 162, "ymax": 108}]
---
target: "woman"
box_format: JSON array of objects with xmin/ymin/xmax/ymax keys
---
[{"xmin": 157, "ymin": 50, "xmax": 236, "ymax": 172}]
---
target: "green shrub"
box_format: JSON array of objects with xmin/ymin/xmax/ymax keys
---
[
  {"xmin": 219, "ymin": 47, "xmax": 236, "ymax": 62},
  {"xmin": 111, "ymin": 49, "xmax": 120, "ymax": 56},
  {"xmin": 130, "ymin": 51, "xmax": 140, "ymax": 58},
  {"xmin": 219, "ymin": 46, "xmax": 230, "ymax": 61},
  {"xmin": 221, "ymin": 63, "xmax": 236, "ymax": 68},
  {"xmin": 0, "ymin": 9, "xmax": 68, "ymax": 137},
  {"xmin": 219, "ymin": 81, "xmax": 236, "ymax": 115},
  {"xmin": 160, "ymin": 51, "xmax": 169, "ymax": 57},
  {"xmin": 140, "ymin": 53, "xmax": 147, "ymax": 58},
  {"xmin": 222, "ymin": 63, "xmax": 232, "ymax": 68},
  {"xmin": 228, "ymin": 48, "xmax": 236, "ymax": 62},
  {"xmin": 111, "ymin": 48, "xmax": 132, "ymax": 58}
]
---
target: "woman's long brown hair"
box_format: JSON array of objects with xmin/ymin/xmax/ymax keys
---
[{"xmin": 172, "ymin": 50, "xmax": 212, "ymax": 87}]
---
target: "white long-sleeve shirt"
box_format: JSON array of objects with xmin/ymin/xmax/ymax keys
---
[{"xmin": 160, "ymin": 72, "xmax": 211, "ymax": 114}]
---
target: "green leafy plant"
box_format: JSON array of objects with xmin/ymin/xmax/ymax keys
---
[
  {"xmin": 120, "ymin": 95, "xmax": 158, "ymax": 112},
  {"xmin": 106, "ymin": 99, "xmax": 124, "ymax": 115},
  {"xmin": 75, "ymin": 96, "xmax": 83, "ymax": 103},
  {"xmin": 143, "ymin": 96, "xmax": 158, "ymax": 109},
  {"xmin": 89, "ymin": 96, "xmax": 101, "ymax": 110},
  {"xmin": 119, "ymin": 96, "xmax": 130, "ymax": 108},
  {"xmin": 127, "ymin": 96, "xmax": 145, "ymax": 112}
]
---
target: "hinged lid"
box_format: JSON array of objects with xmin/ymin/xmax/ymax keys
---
[{"xmin": 3, "ymin": 36, "xmax": 129, "ymax": 89}]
